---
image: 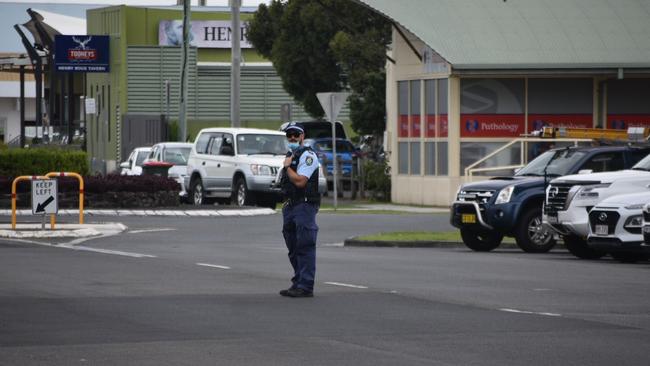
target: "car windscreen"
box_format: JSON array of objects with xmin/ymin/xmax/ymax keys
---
[
  {"xmin": 302, "ymin": 123, "xmax": 346, "ymax": 139},
  {"xmin": 236, "ymin": 134, "xmax": 288, "ymax": 155},
  {"xmin": 515, "ymin": 149, "xmax": 586, "ymax": 177},
  {"xmin": 631, "ymin": 153, "xmax": 650, "ymax": 171},
  {"xmin": 314, "ymin": 140, "xmax": 355, "ymax": 153},
  {"xmin": 163, "ymin": 147, "xmax": 191, "ymax": 165},
  {"xmin": 135, "ymin": 151, "xmax": 149, "ymax": 166}
]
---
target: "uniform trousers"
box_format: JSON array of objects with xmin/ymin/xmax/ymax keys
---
[{"xmin": 282, "ymin": 201, "xmax": 319, "ymax": 292}]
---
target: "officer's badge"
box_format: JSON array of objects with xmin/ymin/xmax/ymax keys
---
[{"xmin": 306, "ymin": 156, "xmax": 313, "ymax": 166}]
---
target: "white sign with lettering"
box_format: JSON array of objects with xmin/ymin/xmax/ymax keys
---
[
  {"xmin": 159, "ymin": 20, "xmax": 252, "ymax": 49},
  {"xmin": 85, "ymin": 97, "xmax": 96, "ymax": 114},
  {"xmin": 31, "ymin": 179, "xmax": 58, "ymax": 215}
]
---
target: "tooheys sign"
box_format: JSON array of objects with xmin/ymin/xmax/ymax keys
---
[
  {"xmin": 158, "ymin": 20, "xmax": 252, "ymax": 48},
  {"xmin": 54, "ymin": 35, "xmax": 110, "ymax": 72}
]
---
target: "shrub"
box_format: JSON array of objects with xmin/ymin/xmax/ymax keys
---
[
  {"xmin": 0, "ymin": 174, "xmax": 181, "ymax": 208},
  {"xmin": 0, "ymin": 148, "xmax": 88, "ymax": 177},
  {"xmin": 362, "ymin": 159, "xmax": 391, "ymax": 201}
]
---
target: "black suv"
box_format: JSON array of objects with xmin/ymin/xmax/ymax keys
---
[{"xmin": 451, "ymin": 145, "xmax": 650, "ymax": 253}]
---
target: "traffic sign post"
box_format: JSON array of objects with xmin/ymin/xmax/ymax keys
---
[
  {"xmin": 317, "ymin": 92, "xmax": 350, "ymax": 209},
  {"xmin": 32, "ymin": 179, "xmax": 58, "ymax": 230},
  {"xmin": 32, "ymin": 179, "xmax": 58, "ymax": 215}
]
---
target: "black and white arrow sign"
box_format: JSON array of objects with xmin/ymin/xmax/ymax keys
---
[
  {"xmin": 31, "ymin": 179, "xmax": 58, "ymax": 215},
  {"xmin": 36, "ymin": 196, "xmax": 55, "ymax": 213}
]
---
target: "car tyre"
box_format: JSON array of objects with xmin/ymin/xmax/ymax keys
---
[
  {"xmin": 460, "ymin": 228, "xmax": 503, "ymax": 252},
  {"xmin": 191, "ymin": 178, "xmax": 212, "ymax": 206},
  {"xmin": 514, "ymin": 208, "xmax": 556, "ymax": 253},
  {"xmin": 563, "ymin": 235, "xmax": 606, "ymax": 259},
  {"xmin": 232, "ymin": 176, "xmax": 254, "ymax": 207}
]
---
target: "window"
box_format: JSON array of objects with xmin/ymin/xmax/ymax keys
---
[
  {"xmin": 398, "ymin": 142, "xmax": 408, "ymax": 174},
  {"xmin": 410, "ymin": 80, "xmax": 421, "ymax": 137},
  {"xmin": 582, "ymin": 152, "xmax": 624, "ymax": 173},
  {"xmin": 195, "ymin": 132, "xmax": 213, "ymax": 154},
  {"xmin": 410, "ymin": 142, "xmax": 420, "ymax": 175}
]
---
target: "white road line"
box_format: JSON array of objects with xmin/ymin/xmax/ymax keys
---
[
  {"xmin": 196, "ymin": 263, "xmax": 231, "ymax": 270},
  {"xmin": 2, "ymin": 238, "xmax": 156, "ymax": 258},
  {"xmin": 499, "ymin": 308, "xmax": 561, "ymax": 317},
  {"xmin": 60, "ymin": 245, "xmax": 157, "ymax": 258},
  {"xmin": 324, "ymin": 281, "xmax": 368, "ymax": 289},
  {"xmin": 129, "ymin": 228, "xmax": 177, "ymax": 234},
  {"xmin": 320, "ymin": 242, "xmax": 344, "ymax": 247}
]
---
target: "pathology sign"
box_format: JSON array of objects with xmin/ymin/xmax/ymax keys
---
[
  {"xmin": 54, "ymin": 35, "xmax": 110, "ymax": 72},
  {"xmin": 159, "ymin": 20, "xmax": 252, "ymax": 48},
  {"xmin": 461, "ymin": 114, "xmax": 525, "ymax": 137}
]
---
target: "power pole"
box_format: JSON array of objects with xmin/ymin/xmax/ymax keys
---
[
  {"xmin": 230, "ymin": 0, "xmax": 241, "ymax": 127},
  {"xmin": 178, "ymin": 0, "xmax": 191, "ymax": 142}
]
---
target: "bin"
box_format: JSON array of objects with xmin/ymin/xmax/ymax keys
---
[{"xmin": 142, "ymin": 161, "xmax": 174, "ymax": 178}]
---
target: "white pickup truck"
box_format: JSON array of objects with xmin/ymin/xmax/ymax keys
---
[{"xmin": 543, "ymin": 154, "xmax": 650, "ymax": 259}]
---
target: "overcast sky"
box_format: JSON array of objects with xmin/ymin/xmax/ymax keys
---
[{"xmin": 0, "ymin": 0, "xmax": 269, "ymax": 6}]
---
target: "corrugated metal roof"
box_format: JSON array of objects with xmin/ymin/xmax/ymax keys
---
[{"xmin": 358, "ymin": 0, "xmax": 650, "ymax": 69}]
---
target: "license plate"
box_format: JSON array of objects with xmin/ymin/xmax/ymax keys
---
[
  {"xmin": 461, "ymin": 214, "xmax": 476, "ymax": 224},
  {"xmin": 595, "ymin": 225, "xmax": 608, "ymax": 235},
  {"xmin": 546, "ymin": 215, "xmax": 558, "ymax": 224}
]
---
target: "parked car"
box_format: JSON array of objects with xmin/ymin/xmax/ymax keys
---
[
  {"xmin": 544, "ymin": 150, "xmax": 650, "ymax": 259},
  {"xmin": 185, "ymin": 128, "xmax": 290, "ymax": 208},
  {"xmin": 587, "ymin": 192, "xmax": 650, "ymax": 263},
  {"xmin": 451, "ymin": 145, "xmax": 650, "ymax": 253},
  {"xmin": 304, "ymin": 138, "xmax": 359, "ymax": 177},
  {"xmin": 120, "ymin": 147, "xmax": 152, "ymax": 176},
  {"xmin": 144, "ymin": 142, "xmax": 193, "ymax": 201},
  {"xmin": 279, "ymin": 120, "xmax": 347, "ymax": 140}
]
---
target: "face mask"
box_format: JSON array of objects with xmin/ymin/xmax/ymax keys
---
[{"xmin": 288, "ymin": 142, "xmax": 300, "ymax": 151}]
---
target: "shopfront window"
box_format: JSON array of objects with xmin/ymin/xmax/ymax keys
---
[
  {"xmin": 410, "ymin": 80, "xmax": 421, "ymax": 137},
  {"xmin": 460, "ymin": 78, "xmax": 525, "ymax": 138},
  {"xmin": 607, "ymin": 79, "xmax": 650, "ymax": 129},
  {"xmin": 423, "ymin": 79, "xmax": 448, "ymax": 175},
  {"xmin": 528, "ymin": 78, "xmax": 593, "ymax": 131}
]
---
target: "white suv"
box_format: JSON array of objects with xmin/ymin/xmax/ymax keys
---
[
  {"xmin": 544, "ymin": 154, "xmax": 650, "ymax": 259},
  {"xmin": 185, "ymin": 128, "xmax": 289, "ymax": 208},
  {"xmin": 587, "ymin": 192, "xmax": 650, "ymax": 262}
]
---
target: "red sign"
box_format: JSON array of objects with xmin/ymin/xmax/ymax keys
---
[
  {"xmin": 67, "ymin": 49, "xmax": 97, "ymax": 60},
  {"xmin": 528, "ymin": 114, "xmax": 592, "ymax": 131},
  {"xmin": 398, "ymin": 114, "xmax": 409, "ymax": 137},
  {"xmin": 461, "ymin": 114, "xmax": 524, "ymax": 137},
  {"xmin": 425, "ymin": 114, "xmax": 448, "ymax": 138},
  {"xmin": 607, "ymin": 114, "xmax": 650, "ymax": 129},
  {"xmin": 410, "ymin": 115, "xmax": 421, "ymax": 137},
  {"xmin": 440, "ymin": 114, "xmax": 448, "ymax": 137}
]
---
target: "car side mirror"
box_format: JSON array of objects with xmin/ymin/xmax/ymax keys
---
[
  {"xmin": 120, "ymin": 161, "xmax": 130, "ymax": 169},
  {"xmin": 578, "ymin": 169, "xmax": 593, "ymax": 174}
]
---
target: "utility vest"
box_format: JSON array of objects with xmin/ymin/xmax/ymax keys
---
[{"xmin": 281, "ymin": 146, "xmax": 321, "ymax": 204}]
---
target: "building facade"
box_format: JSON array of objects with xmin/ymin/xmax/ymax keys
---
[{"xmin": 360, "ymin": 0, "xmax": 650, "ymax": 206}]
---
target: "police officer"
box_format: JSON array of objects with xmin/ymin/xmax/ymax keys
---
[{"xmin": 279, "ymin": 122, "xmax": 321, "ymax": 298}]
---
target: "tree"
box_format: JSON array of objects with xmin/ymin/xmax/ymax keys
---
[{"xmin": 247, "ymin": 0, "xmax": 391, "ymax": 136}]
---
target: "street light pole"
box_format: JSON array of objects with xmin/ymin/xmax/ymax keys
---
[{"xmin": 230, "ymin": 0, "xmax": 241, "ymax": 128}]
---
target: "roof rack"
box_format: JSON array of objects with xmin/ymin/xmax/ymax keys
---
[{"xmin": 531, "ymin": 126, "xmax": 650, "ymax": 142}]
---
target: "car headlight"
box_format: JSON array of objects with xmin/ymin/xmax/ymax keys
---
[
  {"xmin": 625, "ymin": 203, "xmax": 646, "ymax": 210},
  {"xmin": 250, "ymin": 164, "xmax": 273, "ymax": 176},
  {"xmin": 576, "ymin": 183, "xmax": 610, "ymax": 200},
  {"xmin": 624, "ymin": 215, "xmax": 643, "ymax": 229},
  {"xmin": 494, "ymin": 186, "xmax": 515, "ymax": 204}
]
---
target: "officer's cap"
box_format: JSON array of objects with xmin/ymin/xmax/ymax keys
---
[{"xmin": 283, "ymin": 122, "xmax": 304, "ymax": 134}]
